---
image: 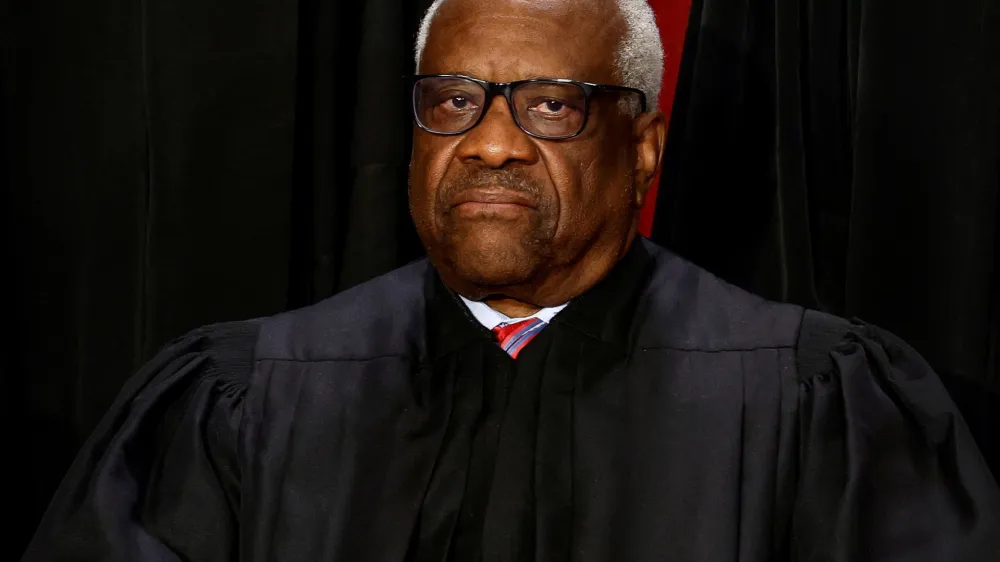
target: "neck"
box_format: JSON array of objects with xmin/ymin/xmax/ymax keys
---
[{"xmin": 484, "ymin": 297, "xmax": 544, "ymax": 318}]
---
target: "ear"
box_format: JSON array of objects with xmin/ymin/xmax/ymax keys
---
[{"xmin": 631, "ymin": 111, "xmax": 667, "ymax": 209}]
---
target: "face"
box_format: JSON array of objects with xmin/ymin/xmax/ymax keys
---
[{"xmin": 409, "ymin": 0, "xmax": 665, "ymax": 306}]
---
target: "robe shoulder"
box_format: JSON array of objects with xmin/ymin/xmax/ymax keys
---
[
  {"xmin": 636, "ymin": 242, "xmax": 1000, "ymax": 558},
  {"xmin": 255, "ymin": 259, "xmax": 432, "ymax": 362},
  {"xmin": 22, "ymin": 320, "xmax": 259, "ymax": 561},
  {"xmin": 635, "ymin": 239, "xmax": 806, "ymax": 350},
  {"xmin": 791, "ymin": 310, "xmax": 1000, "ymax": 560}
]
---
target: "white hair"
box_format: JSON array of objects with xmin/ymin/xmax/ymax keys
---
[{"xmin": 414, "ymin": 0, "xmax": 664, "ymax": 115}]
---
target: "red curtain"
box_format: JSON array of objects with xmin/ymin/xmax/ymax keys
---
[{"xmin": 638, "ymin": 0, "xmax": 692, "ymax": 236}]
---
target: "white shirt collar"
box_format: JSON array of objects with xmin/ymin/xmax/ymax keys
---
[{"xmin": 459, "ymin": 296, "xmax": 569, "ymax": 331}]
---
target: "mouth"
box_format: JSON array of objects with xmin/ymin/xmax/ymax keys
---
[{"xmin": 449, "ymin": 188, "xmax": 538, "ymax": 211}]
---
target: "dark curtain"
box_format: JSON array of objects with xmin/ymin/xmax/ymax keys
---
[
  {"xmin": 653, "ymin": 0, "xmax": 999, "ymax": 472},
  {"xmin": 1, "ymin": 0, "xmax": 430, "ymax": 556}
]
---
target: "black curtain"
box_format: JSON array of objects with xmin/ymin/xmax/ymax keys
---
[
  {"xmin": 2, "ymin": 0, "xmax": 998, "ymax": 558},
  {"xmin": 654, "ymin": 0, "xmax": 999, "ymax": 474},
  {"xmin": 1, "ymin": 0, "xmax": 431, "ymax": 555}
]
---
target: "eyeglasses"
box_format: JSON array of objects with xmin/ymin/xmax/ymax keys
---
[{"xmin": 411, "ymin": 74, "xmax": 646, "ymax": 140}]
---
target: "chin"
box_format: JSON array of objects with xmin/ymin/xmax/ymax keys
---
[
  {"xmin": 452, "ymin": 259, "xmax": 534, "ymax": 287},
  {"xmin": 442, "ymin": 229, "xmax": 543, "ymax": 288}
]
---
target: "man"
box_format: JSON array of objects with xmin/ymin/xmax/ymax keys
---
[{"xmin": 22, "ymin": 0, "xmax": 1000, "ymax": 560}]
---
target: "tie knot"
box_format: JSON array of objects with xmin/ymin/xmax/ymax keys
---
[{"xmin": 491, "ymin": 318, "xmax": 547, "ymax": 359}]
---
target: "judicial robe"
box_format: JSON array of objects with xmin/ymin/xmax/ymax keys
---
[{"xmin": 22, "ymin": 239, "xmax": 1000, "ymax": 561}]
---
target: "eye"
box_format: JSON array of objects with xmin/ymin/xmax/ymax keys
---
[
  {"xmin": 526, "ymin": 98, "xmax": 579, "ymax": 118},
  {"xmin": 536, "ymin": 99, "xmax": 564, "ymax": 113},
  {"xmin": 437, "ymin": 92, "xmax": 479, "ymax": 112}
]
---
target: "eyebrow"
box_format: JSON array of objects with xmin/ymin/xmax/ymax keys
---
[
  {"xmin": 429, "ymin": 72, "xmax": 583, "ymax": 83},
  {"xmin": 521, "ymin": 73, "xmax": 575, "ymax": 81},
  {"xmin": 430, "ymin": 70, "xmax": 484, "ymax": 80}
]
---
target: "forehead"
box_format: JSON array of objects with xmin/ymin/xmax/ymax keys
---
[{"xmin": 420, "ymin": 0, "xmax": 622, "ymax": 84}]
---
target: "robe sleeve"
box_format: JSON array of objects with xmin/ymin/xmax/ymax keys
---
[
  {"xmin": 792, "ymin": 311, "xmax": 1000, "ymax": 562},
  {"xmin": 21, "ymin": 321, "xmax": 259, "ymax": 562}
]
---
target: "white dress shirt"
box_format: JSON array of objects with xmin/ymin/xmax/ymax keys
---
[{"xmin": 459, "ymin": 296, "xmax": 569, "ymax": 331}]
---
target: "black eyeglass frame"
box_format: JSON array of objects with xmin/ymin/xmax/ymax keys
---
[{"xmin": 410, "ymin": 74, "xmax": 648, "ymax": 140}]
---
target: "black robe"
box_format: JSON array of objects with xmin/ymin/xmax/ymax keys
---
[{"xmin": 22, "ymin": 239, "xmax": 1000, "ymax": 561}]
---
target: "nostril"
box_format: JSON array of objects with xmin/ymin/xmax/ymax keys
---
[{"xmin": 453, "ymin": 121, "xmax": 539, "ymax": 169}]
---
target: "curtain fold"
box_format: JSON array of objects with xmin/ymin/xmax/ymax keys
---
[
  {"xmin": 654, "ymin": 0, "xmax": 999, "ymax": 471},
  {"xmin": 2, "ymin": 0, "xmax": 431, "ymax": 556},
  {"xmin": 289, "ymin": 0, "xmax": 427, "ymax": 307}
]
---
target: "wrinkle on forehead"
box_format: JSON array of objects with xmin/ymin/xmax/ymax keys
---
[{"xmin": 422, "ymin": 0, "xmax": 625, "ymax": 83}]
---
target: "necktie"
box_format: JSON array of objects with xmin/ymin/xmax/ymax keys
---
[{"xmin": 491, "ymin": 318, "xmax": 547, "ymax": 359}]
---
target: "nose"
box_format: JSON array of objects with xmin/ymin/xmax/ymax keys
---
[{"xmin": 454, "ymin": 95, "xmax": 539, "ymax": 169}]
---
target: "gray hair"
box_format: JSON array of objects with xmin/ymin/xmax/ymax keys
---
[{"xmin": 414, "ymin": 0, "xmax": 664, "ymax": 115}]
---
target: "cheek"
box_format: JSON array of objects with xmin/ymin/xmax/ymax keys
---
[
  {"xmin": 542, "ymin": 142, "xmax": 633, "ymax": 238},
  {"xmin": 586, "ymin": 134, "xmax": 634, "ymax": 205},
  {"xmin": 410, "ymin": 136, "xmax": 458, "ymax": 218},
  {"xmin": 543, "ymin": 148, "xmax": 608, "ymax": 224}
]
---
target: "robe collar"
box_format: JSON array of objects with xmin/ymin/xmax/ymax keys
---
[{"xmin": 425, "ymin": 238, "xmax": 656, "ymax": 361}]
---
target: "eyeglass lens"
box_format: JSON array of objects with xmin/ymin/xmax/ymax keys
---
[{"xmin": 414, "ymin": 77, "xmax": 588, "ymax": 139}]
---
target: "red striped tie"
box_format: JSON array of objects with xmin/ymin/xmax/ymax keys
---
[{"xmin": 491, "ymin": 318, "xmax": 547, "ymax": 359}]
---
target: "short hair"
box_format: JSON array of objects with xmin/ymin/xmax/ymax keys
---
[{"xmin": 414, "ymin": 0, "xmax": 664, "ymax": 115}]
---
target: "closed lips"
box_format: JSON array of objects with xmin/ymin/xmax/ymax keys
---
[{"xmin": 450, "ymin": 188, "xmax": 538, "ymax": 209}]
